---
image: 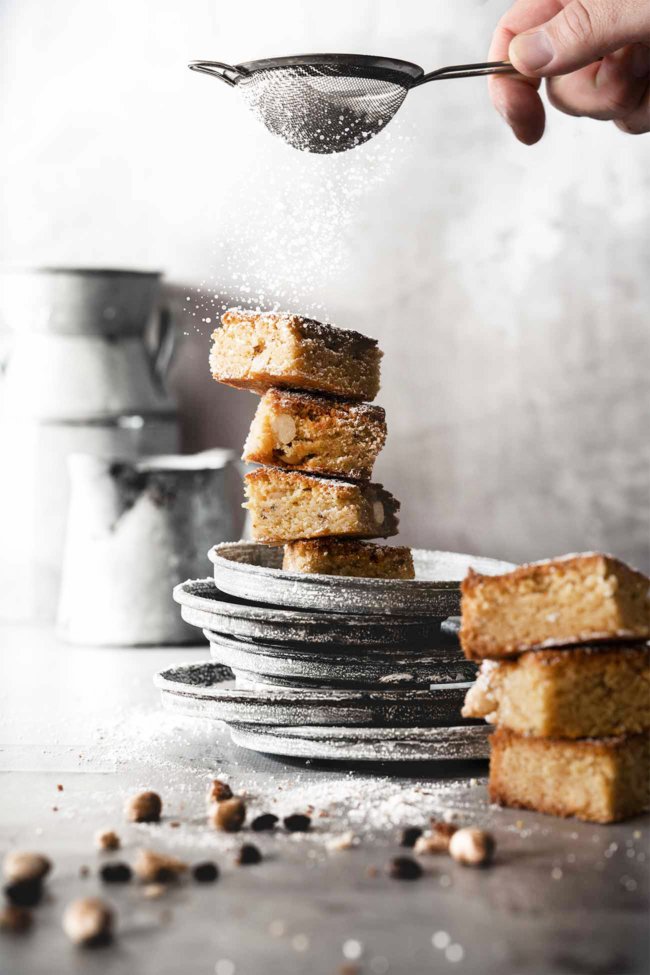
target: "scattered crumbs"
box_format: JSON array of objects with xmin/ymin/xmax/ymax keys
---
[
  {"xmin": 57, "ymin": 784, "xmax": 63, "ymax": 792},
  {"xmin": 446, "ymin": 944, "xmax": 465, "ymax": 963},
  {"xmin": 620, "ymin": 875, "xmax": 637, "ymax": 892},
  {"xmin": 515, "ymin": 820, "xmax": 524, "ymax": 830},
  {"xmin": 551, "ymin": 867, "xmax": 563, "ymax": 880},
  {"xmin": 268, "ymin": 919, "xmax": 286, "ymax": 938},
  {"xmin": 439, "ymin": 874, "xmax": 452, "ymax": 888},
  {"xmin": 169, "ymin": 821, "xmax": 181, "ymax": 829},
  {"xmin": 52, "ymin": 807, "xmax": 58, "ymax": 813},
  {"xmin": 342, "ymin": 939, "xmax": 363, "ymax": 961},
  {"xmin": 432, "ymin": 931, "xmax": 451, "ymax": 950},
  {"xmin": 370, "ymin": 957, "xmax": 389, "ymax": 973},
  {"xmin": 143, "ymin": 884, "xmax": 168, "ymax": 900},
  {"xmin": 633, "ymin": 830, "xmax": 642, "ymax": 839},
  {"xmin": 79, "ymin": 866, "xmax": 90, "ymax": 878},
  {"xmin": 292, "ymin": 933, "xmax": 310, "ymax": 952}
]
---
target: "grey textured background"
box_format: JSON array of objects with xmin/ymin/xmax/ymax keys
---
[{"xmin": 1, "ymin": 0, "xmax": 648, "ymax": 570}]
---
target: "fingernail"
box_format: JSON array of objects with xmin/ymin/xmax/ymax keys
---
[
  {"xmin": 631, "ymin": 44, "xmax": 650, "ymax": 79},
  {"xmin": 510, "ymin": 31, "xmax": 554, "ymax": 72}
]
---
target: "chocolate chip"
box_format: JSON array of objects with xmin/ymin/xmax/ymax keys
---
[
  {"xmin": 0, "ymin": 905, "xmax": 33, "ymax": 933},
  {"xmin": 400, "ymin": 827, "xmax": 423, "ymax": 848},
  {"xmin": 3, "ymin": 879, "xmax": 43, "ymax": 907},
  {"xmin": 387, "ymin": 857, "xmax": 422, "ymax": 881},
  {"xmin": 192, "ymin": 861, "xmax": 219, "ymax": 883},
  {"xmin": 251, "ymin": 813, "xmax": 278, "ymax": 832},
  {"xmin": 283, "ymin": 814, "xmax": 311, "ymax": 833},
  {"xmin": 99, "ymin": 863, "xmax": 132, "ymax": 884},
  {"xmin": 235, "ymin": 845, "xmax": 262, "ymax": 866}
]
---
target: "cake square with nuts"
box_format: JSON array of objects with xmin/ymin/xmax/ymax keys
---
[
  {"xmin": 243, "ymin": 389, "xmax": 387, "ymax": 480},
  {"xmin": 283, "ymin": 539, "xmax": 414, "ymax": 579},
  {"xmin": 211, "ymin": 309, "xmax": 382, "ymax": 401},
  {"xmin": 489, "ymin": 728, "xmax": 650, "ymax": 824},
  {"xmin": 244, "ymin": 468, "xmax": 399, "ymax": 545},
  {"xmin": 462, "ymin": 644, "xmax": 650, "ymax": 738},
  {"xmin": 460, "ymin": 553, "xmax": 650, "ymax": 660}
]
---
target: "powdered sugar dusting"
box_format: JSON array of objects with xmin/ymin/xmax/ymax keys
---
[{"xmin": 182, "ymin": 122, "xmax": 412, "ymax": 329}]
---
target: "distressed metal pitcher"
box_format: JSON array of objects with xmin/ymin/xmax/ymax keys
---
[{"xmin": 58, "ymin": 450, "xmax": 240, "ymax": 645}]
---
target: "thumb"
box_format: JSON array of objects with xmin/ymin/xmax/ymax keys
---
[{"xmin": 509, "ymin": 0, "xmax": 640, "ymax": 77}]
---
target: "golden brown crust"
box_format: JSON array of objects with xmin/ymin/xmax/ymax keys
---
[
  {"xmin": 211, "ymin": 309, "xmax": 382, "ymax": 401},
  {"xmin": 489, "ymin": 728, "xmax": 650, "ymax": 823},
  {"xmin": 244, "ymin": 468, "xmax": 400, "ymax": 545},
  {"xmin": 243, "ymin": 388, "xmax": 387, "ymax": 480},
  {"xmin": 462, "ymin": 644, "xmax": 650, "ymax": 738},
  {"xmin": 283, "ymin": 539, "xmax": 414, "ymax": 579},
  {"xmin": 460, "ymin": 554, "xmax": 650, "ymax": 660}
]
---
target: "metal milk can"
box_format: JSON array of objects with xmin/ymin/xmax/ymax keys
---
[{"xmin": 0, "ymin": 267, "xmax": 179, "ymax": 620}]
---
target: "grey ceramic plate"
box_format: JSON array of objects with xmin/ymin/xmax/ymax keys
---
[
  {"xmin": 208, "ymin": 542, "xmax": 514, "ymax": 617},
  {"xmin": 174, "ymin": 579, "xmax": 450, "ymax": 648},
  {"xmin": 229, "ymin": 722, "xmax": 491, "ymax": 761},
  {"xmin": 206, "ymin": 630, "xmax": 476, "ymax": 688},
  {"xmin": 154, "ymin": 661, "xmax": 476, "ymax": 728}
]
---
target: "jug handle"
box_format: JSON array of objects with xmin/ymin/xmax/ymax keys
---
[{"xmin": 150, "ymin": 306, "xmax": 176, "ymax": 383}]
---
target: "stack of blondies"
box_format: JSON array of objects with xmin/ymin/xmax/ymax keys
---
[
  {"xmin": 460, "ymin": 554, "xmax": 650, "ymax": 823},
  {"xmin": 210, "ymin": 308, "xmax": 414, "ymax": 579}
]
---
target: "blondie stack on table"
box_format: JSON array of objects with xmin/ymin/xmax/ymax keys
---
[
  {"xmin": 460, "ymin": 554, "xmax": 650, "ymax": 823},
  {"xmin": 211, "ymin": 309, "xmax": 413, "ymax": 579}
]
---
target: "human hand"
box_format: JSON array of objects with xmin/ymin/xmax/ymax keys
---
[{"xmin": 489, "ymin": 0, "xmax": 650, "ymax": 144}]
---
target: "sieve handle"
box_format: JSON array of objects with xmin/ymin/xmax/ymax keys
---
[
  {"xmin": 188, "ymin": 60, "xmax": 250, "ymax": 86},
  {"xmin": 414, "ymin": 60, "xmax": 518, "ymax": 85}
]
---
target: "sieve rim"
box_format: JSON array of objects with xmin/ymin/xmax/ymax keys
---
[{"xmin": 235, "ymin": 53, "xmax": 423, "ymax": 85}]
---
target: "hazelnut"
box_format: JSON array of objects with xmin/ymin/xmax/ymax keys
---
[
  {"xmin": 414, "ymin": 821, "xmax": 457, "ymax": 855},
  {"xmin": 125, "ymin": 791, "xmax": 162, "ymax": 823},
  {"xmin": 95, "ymin": 830, "xmax": 120, "ymax": 852},
  {"xmin": 133, "ymin": 849, "xmax": 188, "ymax": 884},
  {"xmin": 0, "ymin": 905, "xmax": 33, "ymax": 934},
  {"xmin": 449, "ymin": 827, "xmax": 495, "ymax": 867},
  {"xmin": 3, "ymin": 852, "xmax": 51, "ymax": 884},
  {"xmin": 372, "ymin": 501, "xmax": 385, "ymax": 525},
  {"xmin": 210, "ymin": 797, "xmax": 246, "ymax": 833},
  {"xmin": 62, "ymin": 897, "xmax": 113, "ymax": 947},
  {"xmin": 272, "ymin": 413, "xmax": 297, "ymax": 445},
  {"xmin": 207, "ymin": 779, "xmax": 233, "ymax": 803}
]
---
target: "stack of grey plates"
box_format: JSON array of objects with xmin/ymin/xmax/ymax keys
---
[{"xmin": 155, "ymin": 542, "xmax": 513, "ymax": 762}]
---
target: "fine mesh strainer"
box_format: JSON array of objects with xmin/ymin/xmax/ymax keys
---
[{"xmin": 189, "ymin": 53, "xmax": 516, "ymax": 153}]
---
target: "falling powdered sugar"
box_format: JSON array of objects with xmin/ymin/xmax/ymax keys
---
[{"xmin": 184, "ymin": 116, "xmax": 412, "ymax": 329}]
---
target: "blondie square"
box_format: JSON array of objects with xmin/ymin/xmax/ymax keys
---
[
  {"xmin": 283, "ymin": 539, "xmax": 414, "ymax": 579},
  {"xmin": 460, "ymin": 554, "xmax": 650, "ymax": 660},
  {"xmin": 243, "ymin": 389, "xmax": 387, "ymax": 480},
  {"xmin": 462, "ymin": 645, "xmax": 650, "ymax": 738},
  {"xmin": 489, "ymin": 728, "xmax": 650, "ymax": 823},
  {"xmin": 210, "ymin": 309, "xmax": 382, "ymax": 401},
  {"xmin": 244, "ymin": 468, "xmax": 399, "ymax": 545}
]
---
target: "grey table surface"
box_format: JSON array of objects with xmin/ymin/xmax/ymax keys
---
[{"xmin": 1, "ymin": 623, "xmax": 648, "ymax": 975}]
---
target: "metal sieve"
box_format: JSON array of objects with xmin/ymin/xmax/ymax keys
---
[{"xmin": 188, "ymin": 53, "xmax": 516, "ymax": 153}]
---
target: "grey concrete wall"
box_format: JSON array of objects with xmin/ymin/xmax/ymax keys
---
[{"xmin": 1, "ymin": 0, "xmax": 648, "ymax": 569}]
